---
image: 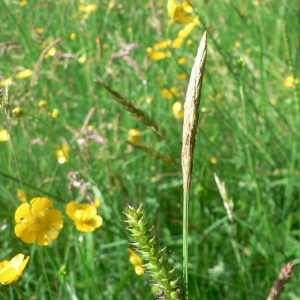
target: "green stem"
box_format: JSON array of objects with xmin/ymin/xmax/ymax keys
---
[
  {"xmin": 183, "ymin": 188, "xmax": 189, "ymax": 300},
  {"xmin": 38, "ymin": 247, "xmax": 54, "ymax": 300}
]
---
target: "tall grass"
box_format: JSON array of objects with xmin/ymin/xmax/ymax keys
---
[{"xmin": 0, "ymin": 0, "xmax": 299, "ymax": 299}]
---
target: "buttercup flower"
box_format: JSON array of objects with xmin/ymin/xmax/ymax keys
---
[
  {"xmin": 49, "ymin": 108, "xmax": 60, "ymax": 118},
  {"xmin": 38, "ymin": 100, "xmax": 48, "ymax": 108},
  {"xmin": 44, "ymin": 47, "xmax": 57, "ymax": 58},
  {"xmin": 0, "ymin": 254, "xmax": 30, "ymax": 285},
  {"xmin": 12, "ymin": 107, "xmax": 24, "ymax": 118},
  {"xmin": 0, "ymin": 77, "xmax": 12, "ymax": 87},
  {"xmin": 66, "ymin": 201, "xmax": 103, "ymax": 232},
  {"xmin": 70, "ymin": 33, "xmax": 77, "ymax": 40},
  {"xmin": 172, "ymin": 101, "xmax": 184, "ymax": 119},
  {"xmin": 0, "ymin": 129, "xmax": 10, "ymax": 142},
  {"xmin": 128, "ymin": 129, "xmax": 141, "ymax": 144},
  {"xmin": 210, "ymin": 156, "xmax": 218, "ymax": 164},
  {"xmin": 15, "ymin": 197, "xmax": 63, "ymax": 245},
  {"xmin": 161, "ymin": 87, "xmax": 180, "ymax": 99},
  {"xmin": 167, "ymin": 0, "xmax": 194, "ymax": 23},
  {"xmin": 284, "ymin": 75, "xmax": 299, "ymax": 88},
  {"xmin": 16, "ymin": 69, "xmax": 33, "ymax": 79},
  {"xmin": 127, "ymin": 248, "xmax": 145, "ymax": 276},
  {"xmin": 55, "ymin": 144, "xmax": 70, "ymax": 164}
]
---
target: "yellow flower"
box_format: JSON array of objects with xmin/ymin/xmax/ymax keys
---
[
  {"xmin": 16, "ymin": 69, "xmax": 33, "ymax": 79},
  {"xmin": 49, "ymin": 108, "xmax": 60, "ymax": 118},
  {"xmin": 167, "ymin": 0, "xmax": 194, "ymax": 23},
  {"xmin": 78, "ymin": 55, "xmax": 87, "ymax": 64},
  {"xmin": 108, "ymin": 1, "xmax": 116, "ymax": 10},
  {"xmin": 161, "ymin": 87, "xmax": 180, "ymax": 99},
  {"xmin": 15, "ymin": 197, "xmax": 63, "ymax": 245},
  {"xmin": 0, "ymin": 129, "xmax": 10, "ymax": 142},
  {"xmin": 66, "ymin": 201, "xmax": 103, "ymax": 232},
  {"xmin": 36, "ymin": 27, "xmax": 44, "ymax": 34},
  {"xmin": 128, "ymin": 129, "xmax": 141, "ymax": 144},
  {"xmin": 153, "ymin": 39, "xmax": 172, "ymax": 50},
  {"xmin": 235, "ymin": 41, "xmax": 241, "ymax": 48},
  {"xmin": 147, "ymin": 48, "xmax": 171, "ymax": 61},
  {"xmin": 79, "ymin": 4, "xmax": 98, "ymax": 13},
  {"xmin": 0, "ymin": 254, "xmax": 30, "ymax": 285},
  {"xmin": 38, "ymin": 100, "xmax": 48, "ymax": 108},
  {"xmin": 0, "ymin": 77, "xmax": 12, "ymax": 87},
  {"xmin": 146, "ymin": 96, "xmax": 153, "ymax": 104},
  {"xmin": 55, "ymin": 144, "xmax": 70, "ymax": 164},
  {"xmin": 17, "ymin": 189, "xmax": 27, "ymax": 202},
  {"xmin": 127, "ymin": 248, "xmax": 145, "ymax": 276},
  {"xmin": 19, "ymin": 0, "xmax": 27, "ymax": 6},
  {"xmin": 177, "ymin": 73, "xmax": 187, "ymax": 80},
  {"xmin": 177, "ymin": 15, "xmax": 199, "ymax": 40},
  {"xmin": 210, "ymin": 156, "xmax": 218, "ymax": 164},
  {"xmin": 44, "ymin": 47, "xmax": 57, "ymax": 58},
  {"xmin": 172, "ymin": 101, "xmax": 184, "ymax": 119},
  {"xmin": 284, "ymin": 75, "xmax": 299, "ymax": 88},
  {"xmin": 12, "ymin": 107, "xmax": 24, "ymax": 118},
  {"xmin": 70, "ymin": 33, "xmax": 77, "ymax": 40},
  {"xmin": 177, "ymin": 56, "xmax": 187, "ymax": 65}
]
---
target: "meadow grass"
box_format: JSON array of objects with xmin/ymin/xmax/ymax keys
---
[{"xmin": 0, "ymin": 0, "xmax": 299, "ymax": 299}]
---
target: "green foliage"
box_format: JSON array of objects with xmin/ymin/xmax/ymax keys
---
[{"xmin": 0, "ymin": 0, "xmax": 299, "ymax": 299}]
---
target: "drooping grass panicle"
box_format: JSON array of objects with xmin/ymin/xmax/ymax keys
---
[
  {"xmin": 128, "ymin": 141, "xmax": 178, "ymax": 167},
  {"xmin": 267, "ymin": 261, "xmax": 295, "ymax": 300},
  {"xmin": 95, "ymin": 80, "xmax": 165, "ymax": 140},
  {"xmin": 181, "ymin": 32, "xmax": 207, "ymax": 300},
  {"xmin": 125, "ymin": 204, "xmax": 182, "ymax": 300}
]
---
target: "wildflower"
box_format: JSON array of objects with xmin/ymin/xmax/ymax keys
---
[
  {"xmin": 15, "ymin": 197, "xmax": 63, "ymax": 245},
  {"xmin": 38, "ymin": 100, "xmax": 48, "ymax": 108},
  {"xmin": 16, "ymin": 69, "xmax": 33, "ymax": 79},
  {"xmin": 12, "ymin": 107, "xmax": 24, "ymax": 118},
  {"xmin": 0, "ymin": 129, "xmax": 10, "ymax": 142},
  {"xmin": 0, "ymin": 77, "xmax": 12, "ymax": 87},
  {"xmin": 284, "ymin": 75, "xmax": 299, "ymax": 88},
  {"xmin": 177, "ymin": 73, "xmax": 187, "ymax": 80},
  {"xmin": 70, "ymin": 33, "xmax": 77, "ymax": 40},
  {"xmin": 127, "ymin": 248, "xmax": 145, "ymax": 276},
  {"xmin": 147, "ymin": 39, "xmax": 172, "ymax": 61},
  {"xmin": 17, "ymin": 190, "xmax": 27, "ymax": 202},
  {"xmin": 108, "ymin": 1, "xmax": 116, "ymax": 10},
  {"xmin": 178, "ymin": 56, "xmax": 187, "ymax": 65},
  {"xmin": 36, "ymin": 27, "xmax": 44, "ymax": 34},
  {"xmin": 0, "ymin": 254, "xmax": 30, "ymax": 285},
  {"xmin": 210, "ymin": 156, "xmax": 218, "ymax": 164},
  {"xmin": 167, "ymin": 0, "xmax": 194, "ymax": 23},
  {"xmin": 79, "ymin": 4, "xmax": 98, "ymax": 13},
  {"xmin": 49, "ymin": 108, "xmax": 60, "ymax": 118},
  {"xmin": 19, "ymin": 0, "xmax": 27, "ymax": 6},
  {"xmin": 78, "ymin": 55, "xmax": 87, "ymax": 64},
  {"xmin": 161, "ymin": 87, "xmax": 180, "ymax": 99},
  {"xmin": 55, "ymin": 144, "xmax": 70, "ymax": 164},
  {"xmin": 44, "ymin": 47, "xmax": 57, "ymax": 58},
  {"xmin": 66, "ymin": 201, "xmax": 103, "ymax": 232},
  {"xmin": 177, "ymin": 15, "xmax": 199, "ymax": 40},
  {"xmin": 235, "ymin": 41, "xmax": 241, "ymax": 48},
  {"xmin": 128, "ymin": 129, "xmax": 141, "ymax": 144},
  {"xmin": 146, "ymin": 96, "xmax": 153, "ymax": 104},
  {"xmin": 147, "ymin": 48, "xmax": 171, "ymax": 61},
  {"xmin": 172, "ymin": 101, "xmax": 184, "ymax": 119}
]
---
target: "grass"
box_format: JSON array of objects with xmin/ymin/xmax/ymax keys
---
[{"xmin": 0, "ymin": 0, "xmax": 299, "ymax": 299}]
